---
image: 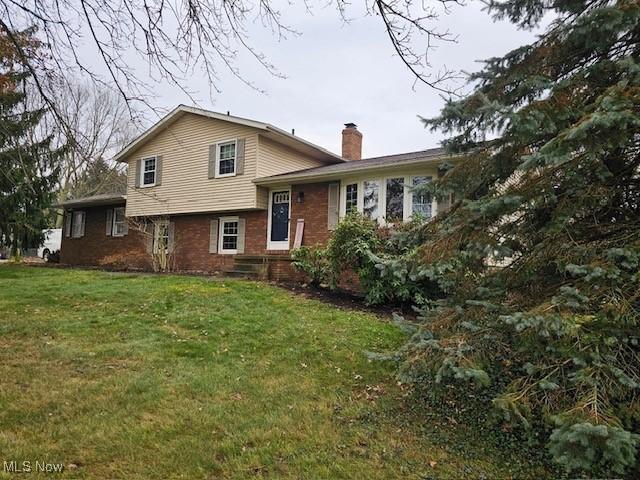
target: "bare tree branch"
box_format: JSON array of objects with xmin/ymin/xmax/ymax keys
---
[{"xmin": 1, "ymin": 0, "xmax": 463, "ymax": 129}]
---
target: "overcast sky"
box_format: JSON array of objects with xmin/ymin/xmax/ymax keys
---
[{"xmin": 140, "ymin": 1, "xmax": 546, "ymax": 158}]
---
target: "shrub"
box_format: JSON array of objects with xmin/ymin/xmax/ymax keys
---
[
  {"xmin": 325, "ymin": 213, "xmax": 381, "ymax": 289},
  {"xmin": 292, "ymin": 213, "xmax": 442, "ymax": 306},
  {"xmin": 548, "ymin": 419, "xmax": 639, "ymax": 475},
  {"xmin": 291, "ymin": 246, "xmax": 329, "ymax": 286}
]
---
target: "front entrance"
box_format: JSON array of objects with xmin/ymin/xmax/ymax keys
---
[{"xmin": 268, "ymin": 190, "xmax": 290, "ymax": 250}]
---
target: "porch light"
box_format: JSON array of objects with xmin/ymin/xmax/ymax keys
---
[{"xmin": 297, "ymin": 191, "xmax": 305, "ymax": 203}]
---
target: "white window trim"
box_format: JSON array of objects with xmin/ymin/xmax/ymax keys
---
[
  {"xmin": 140, "ymin": 156, "xmax": 157, "ymax": 188},
  {"xmin": 266, "ymin": 188, "xmax": 291, "ymax": 251},
  {"xmin": 215, "ymin": 139, "xmax": 237, "ymax": 178},
  {"xmin": 362, "ymin": 179, "xmax": 381, "ymax": 221},
  {"xmin": 112, "ymin": 207, "xmax": 126, "ymax": 237},
  {"xmin": 339, "ymin": 175, "xmax": 439, "ymax": 225},
  {"xmin": 344, "ymin": 182, "xmax": 359, "ymax": 215},
  {"xmin": 409, "ymin": 175, "xmax": 438, "ymax": 220},
  {"xmin": 219, "ymin": 216, "xmax": 240, "ymax": 254}
]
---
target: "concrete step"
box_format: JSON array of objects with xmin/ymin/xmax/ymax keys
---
[
  {"xmin": 233, "ymin": 262, "xmax": 266, "ymax": 273},
  {"xmin": 221, "ymin": 270, "xmax": 263, "ymax": 279},
  {"xmin": 234, "ymin": 254, "xmax": 291, "ymax": 262}
]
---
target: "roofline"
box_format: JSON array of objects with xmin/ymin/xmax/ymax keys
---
[
  {"xmin": 253, "ymin": 152, "xmax": 456, "ymax": 186},
  {"xmin": 112, "ymin": 105, "xmax": 343, "ymax": 164},
  {"xmin": 54, "ymin": 194, "xmax": 126, "ymax": 209}
]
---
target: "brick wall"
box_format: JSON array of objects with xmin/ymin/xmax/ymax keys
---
[
  {"xmin": 289, "ymin": 182, "xmax": 331, "ymax": 248},
  {"xmin": 61, "ymin": 182, "xmax": 335, "ymax": 280},
  {"xmin": 171, "ymin": 211, "xmax": 269, "ymax": 272},
  {"xmin": 60, "ymin": 205, "xmax": 150, "ymax": 270}
]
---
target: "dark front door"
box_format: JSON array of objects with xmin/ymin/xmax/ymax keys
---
[{"xmin": 270, "ymin": 191, "xmax": 290, "ymax": 242}]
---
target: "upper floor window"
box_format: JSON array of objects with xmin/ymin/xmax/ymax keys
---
[
  {"xmin": 217, "ymin": 141, "xmax": 236, "ymax": 177},
  {"xmin": 141, "ymin": 156, "xmax": 156, "ymax": 187},
  {"xmin": 112, "ymin": 207, "xmax": 127, "ymax": 236},
  {"xmin": 345, "ymin": 183, "xmax": 358, "ymax": 214}
]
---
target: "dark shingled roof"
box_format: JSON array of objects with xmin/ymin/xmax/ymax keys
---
[
  {"xmin": 253, "ymin": 147, "xmax": 449, "ymax": 185},
  {"xmin": 54, "ymin": 193, "xmax": 126, "ymax": 209}
]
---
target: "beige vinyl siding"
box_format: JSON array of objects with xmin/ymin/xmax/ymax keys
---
[
  {"xmin": 125, "ymin": 113, "xmax": 260, "ymax": 217},
  {"xmin": 256, "ymin": 136, "xmax": 327, "ymax": 209},
  {"xmin": 257, "ymin": 136, "xmax": 326, "ymax": 177}
]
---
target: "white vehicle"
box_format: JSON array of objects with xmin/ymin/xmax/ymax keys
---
[{"xmin": 37, "ymin": 228, "xmax": 62, "ymax": 260}]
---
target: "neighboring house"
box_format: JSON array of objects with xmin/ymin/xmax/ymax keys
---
[{"xmin": 58, "ymin": 105, "xmax": 454, "ymax": 279}]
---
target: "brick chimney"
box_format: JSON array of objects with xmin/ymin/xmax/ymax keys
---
[{"xmin": 342, "ymin": 123, "xmax": 362, "ymax": 160}]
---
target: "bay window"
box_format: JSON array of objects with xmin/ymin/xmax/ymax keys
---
[
  {"xmin": 411, "ymin": 176, "xmax": 433, "ymax": 219},
  {"xmin": 340, "ymin": 174, "xmax": 435, "ymax": 224},
  {"xmin": 345, "ymin": 183, "xmax": 358, "ymax": 214},
  {"xmin": 363, "ymin": 180, "xmax": 379, "ymax": 220},
  {"xmin": 385, "ymin": 177, "xmax": 404, "ymax": 223}
]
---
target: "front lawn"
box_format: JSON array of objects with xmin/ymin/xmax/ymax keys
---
[{"xmin": 0, "ymin": 266, "xmax": 551, "ymax": 478}]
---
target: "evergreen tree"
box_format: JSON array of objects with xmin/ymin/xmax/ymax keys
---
[
  {"xmin": 0, "ymin": 28, "xmax": 62, "ymax": 255},
  {"xmin": 391, "ymin": 0, "xmax": 640, "ymax": 475},
  {"xmin": 69, "ymin": 158, "xmax": 127, "ymax": 199}
]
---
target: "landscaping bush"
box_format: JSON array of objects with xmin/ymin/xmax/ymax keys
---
[
  {"xmin": 324, "ymin": 213, "xmax": 381, "ymax": 289},
  {"xmin": 291, "ymin": 246, "xmax": 329, "ymax": 286},
  {"xmin": 293, "ymin": 213, "xmax": 443, "ymax": 305}
]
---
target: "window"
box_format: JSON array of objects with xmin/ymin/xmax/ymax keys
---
[
  {"xmin": 153, "ymin": 221, "xmax": 169, "ymax": 253},
  {"xmin": 112, "ymin": 207, "xmax": 127, "ymax": 236},
  {"xmin": 141, "ymin": 157, "xmax": 156, "ymax": 186},
  {"xmin": 72, "ymin": 211, "xmax": 85, "ymax": 238},
  {"xmin": 217, "ymin": 141, "xmax": 236, "ymax": 177},
  {"xmin": 345, "ymin": 183, "xmax": 358, "ymax": 214},
  {"xmin": 363, "ymin": 180, "xmax": 379, "ymax": 220},
  {"xmin": 411, "ymin": 176, "xmax": 433, "ymax": 219},
  {"xmin": 385, "ymin": 177, "xmax": 404, "ymax": 222},
  {"xmin": 219, "ymin": 218, "xmax": 239, "ymax": 253}
]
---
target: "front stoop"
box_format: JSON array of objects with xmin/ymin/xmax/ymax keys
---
[{"xmin": 222, "ymin": 255, "xmax": 291, "ymax": 280}]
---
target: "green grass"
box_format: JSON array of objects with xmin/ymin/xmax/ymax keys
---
[{"xmin": 0, "ymin": 266, "xmax": 551, "ymax": 479}]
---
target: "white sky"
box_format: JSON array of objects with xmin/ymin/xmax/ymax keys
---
[{"xmin": 129, "ymin": 1, "xmax": 545, "ymax": 158}]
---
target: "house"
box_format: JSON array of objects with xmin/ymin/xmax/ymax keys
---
[{"xmin": 58, "ymin": 105, "xmax": 454, "ymax": 279}]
